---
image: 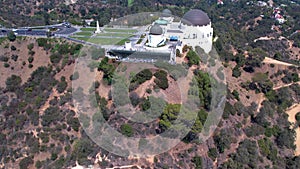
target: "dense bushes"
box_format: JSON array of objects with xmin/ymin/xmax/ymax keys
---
[
  {"xmin": 232, "ymin": 139, "xmax": 259, "ymax": 168},
  {"xmin": 57, "ymin": 76, "xmax": 68, "ymax": 93},
  {"xmin": 186, "ymin": 50, "xmax": 200, "ymax": 66},
  {"xmin": 50, "ymin": 53, "xmax": 62, "ymax": 64},
  {"xmin": 41, "ymin": 106, "xmax": 64, "ymax": 126},
  {"xmin": 5, "ymin": 75, "xmax": 22, "ymax": 92},
  {"xmin": 194, "ymin": 70, "xmax": 211, "ymax": 110},
  {"xmin": 129, "ymin": 69, "xmax": 153, "ymax": 91},
  {"xmin": 232, "ymin": 66, "xmax": 241, "ymax": 78},
  {"xmin": 36, "ymin": 38, "xmax": 48, "ymax": 47},
  {"xmin": 213, "ymin": 128, "xmax": 236, "ymax": 153},
  {"xmin": 158, "ymin": 104, "xmax": 181, "ymax": 132},
  {"xmin": 252, "ymin": 73, "xmax": 273, "ymax": 94},
  {"xmin": 7, "ymin": 31, "xmax": 16, "ymax": 41},
  {"xmin": 19, "ymin": 157, "xmax": 34, "ymax": 169},
  {"xmin": 98, "ymin": 57, "xmax": 117, "ymax": 85},
  {"xmin": 191, "ymin": 156, "xmax": 202, "ymax": 169},
  {"xmin": 154, "ymin": 70, "xmax": 169, "ymax": 90},
  {"xmin": 11, "ymin": 54, "xmax": 18, "ymax": 61},
  {"xmin": 120, "ymin": 124, "xmax": 134, "ymax": 137}
]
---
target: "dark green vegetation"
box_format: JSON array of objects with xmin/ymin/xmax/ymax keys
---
[
  {"xmin": 0, "ymin": 0, "xmax": 299, "ymax": 168},
  {"xmin": 186, "ymin": 49, "xmax": 200, "ymax": 67},
  {"xmin": 154, "ymin": 70, "xmax": 169, "ymax": 90},
  {"xmin": 97, "ymin": 57, "xmax": 118, "ymax": 85},
  {"xmin": 129, "ymin": 69, "xmax": 153, "ymax": 91},
  {"xmin": 120, "ymin": 124, "xmax": 134, "ymax": 137}
]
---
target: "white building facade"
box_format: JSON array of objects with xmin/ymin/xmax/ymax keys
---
[{"xmin": 147, "ymin": 9, "xmax": 214, "ymax": 53}]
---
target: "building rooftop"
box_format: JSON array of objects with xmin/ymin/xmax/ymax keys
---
[
  {"xmin": 181, "ymin": 9, "xmax": 210, "ymax": 26},
  {"xmin": 167, "ymin": 29, "xmax": 183, "ymax": 33},
  {"xmin": 149, "ymin": 24, "xmax": 163, "ymax": 35},
  {"xmin": 162, "ymin": 9, "xmax": 172, "ymax": 17},
  {"xmin": 155, "ymin": 19, "xmax": 169, "ymax": 25}
]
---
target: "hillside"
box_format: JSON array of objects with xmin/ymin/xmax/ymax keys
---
[{"xmin": 0, "ymin": 0, "xmax": 300, "ymax": 169}]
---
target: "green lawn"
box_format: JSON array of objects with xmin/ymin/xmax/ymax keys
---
[
  {"xmin": 104, "ymin": 28, "xmax": 137, "ymax": 33},
  {"xmin": 95, "ymin": 33, "xmax": 133, "ymax": 38},
  {"xmin": 116, "ymin": 38, "xmax": 131, "ymax": 45},
  {"xmin": 75, "ymin": 31, "xmax": 93, "ymax": 36},
  {"xmin": 80, "ymin": 27, "xmax": 96, "ymax": 32}
]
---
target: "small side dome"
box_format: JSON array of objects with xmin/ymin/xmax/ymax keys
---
[
  {"xmin": 162, "ymin": 9, "xmax": 172, "ymax": 17},
  {"xmin": 181, "ymin": 9, "xmax": 210, "ymax": 26},
  {"xmin": 149, "ymin": 24, "xmax": 163, "ymax": 35}
]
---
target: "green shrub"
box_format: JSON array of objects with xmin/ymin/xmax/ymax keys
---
[
  {"xmin": 10, "ymin": 45, "xmax": 17, "ymax": 51},
  {"xmin": 296, "ymin": 112, "xmax": 300, "ymax": 124},
  {"xmin": 154, "ymin": 70, "xmax": 168, "ymax": 90},
  {"xmin": 208, "ymin": 148, "xmax": 218, "ymax": 160},
  {"xmin": 0, "ymin": 56, "xmax": 9, "ymax": 62},
  {"xmin": 50, "ymin": 53, "xmax": 62, "ymax": 64},
  {"xmin": 7, "ymin": 31, "xmax": 16, "ymax": 41},
  {"xmin": 186, "ymin": 50, "xmax": 200, "ymax": 66},
  {"xmin": 4, "ymin": 63, "xmax": 10, "ymax": 68},
  {"xmin": 19, "ymin": 157, "xmax": 33, "ymax": 169},
  {"xmin": 28, "ymin": 50, "xmax": 35, "ymax": 56},
  {"xmin": 11, "ymin": 54, "xmax": 18, "ymax": 61},
  {"xmin": 36, "ymin": 38, "xmax": 48, "ymax": 47},
  {"xmin": 6, "ymin": 75, "xmax": 22, "ymax": 91},
  {"xmin": 57, "ymin": 81, "xmax": 68, "ymax": 93},
  {"xmin": 28, "ymin": 56, "xmax": 34, "ymax": 63},
  {"xmin": 70, "ymin": 71, "xmax": 79, "ymax": 81},
  {"xmin": 232, "ymin": 90, "xmax": 240, "ymax": 101},
  {"xmin": 191, "ymin": 156, "xmax": 202, "ymax": 169},
  {"xmin": 232, "ymin": 66, "xmax": 241, "ymax": 78},
  {"xmin": 120, "ymin": 124, "xmax": 134, "ymax": 137},
  {"xmin": 27, "ymin": 43, "xmax": 34, "ymax": 50}
]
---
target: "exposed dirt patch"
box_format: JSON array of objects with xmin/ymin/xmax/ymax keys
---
[
  {"xmin": 263, "ymin": 57, "xmax": 295, "ymax": 67},
  {"xmin": 286, "ymin": 104, "xmax": 300, "ymax": 156},
  {"xmin": 0, "ymin": 37, "xmax": 50, "ymax": 88},
  {"xmin": 225, "ymin": 62, "xmax": 263, "ymax": 107},
  {"xmin": 55, "ymin": 63, "xmax": 76, "ymax": 89}
]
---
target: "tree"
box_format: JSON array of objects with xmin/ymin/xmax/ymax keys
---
[
  {"xmin": 154, "ymin": 70, "xmax": 169, "ymax": 90},
  {"xmin": 19, "ymin": 157, "xmax": 34, "ymax": 169},
  {"xmin": 120, "ymin": 124, "xmax": 134, "ymax": 137},
  {"xmin": 27, "ymin": 43, "xmax": 34, "ymax": 50},
  {"xmin": 28, "ymin": 56, "xmax": 34, "ymax": 63},
  {"xmin": 50, "ymin": 53, "xmax": 62, "ymax": 64},
  {"xmin": 232, "ymin": 90, "xmax": 240, "ymax": 101},
  {"xmin": 296, "ymin": 112, "xmax": 300, "ymax": 125},
  {"xmin": 191, "ymin": 156, "xmax": 202, "ymax": 169},
  {"xmin": 176, "ymin": 49, "xmax": 181, "ymax": 57},
  {"xmin": 7, "ymin": 31, "xmax": 16, "ymax": 41},
  {"xmin": 232, "ymin": 66, "xmax": 241, "ymax": 78},
  {"xmin": 186, "ymin": 50, "xmax": 200, "ymax": 66},
  {"xmin": 10, "ymin": 45, "xmax": 16, "ymax": 51},
  {"xmin": 6, "ymin": 75, "xmax": 22, "ymax": 92}
]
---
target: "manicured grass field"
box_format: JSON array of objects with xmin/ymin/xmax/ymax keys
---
[
  {"xmin": 80, "ymin": 27, "xmax": 96, "ymax": 32},
  {"xmin": 75, "ymin": 31, "xmax": 93, "ymax": 36},
  {"xmin": 104, "ymin": 28, "xmax": 137, "ymax": 33},
  {"xmin": 95, "ymin": 33, "xmax": 133, "ymax": 38}
]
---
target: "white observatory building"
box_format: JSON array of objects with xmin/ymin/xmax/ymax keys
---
[{"xmin": 147, "ymin": 9, "xmax": 214, "ymax": 53}]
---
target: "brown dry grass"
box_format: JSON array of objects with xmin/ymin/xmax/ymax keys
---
[{"xmin": 0, "ymin": 37, "xmax": 50, "ymax": 88}]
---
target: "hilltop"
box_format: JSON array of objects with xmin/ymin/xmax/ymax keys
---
[{"xmin": 0, "ymin": 0, "xmax": 299, "ymax": 168}]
